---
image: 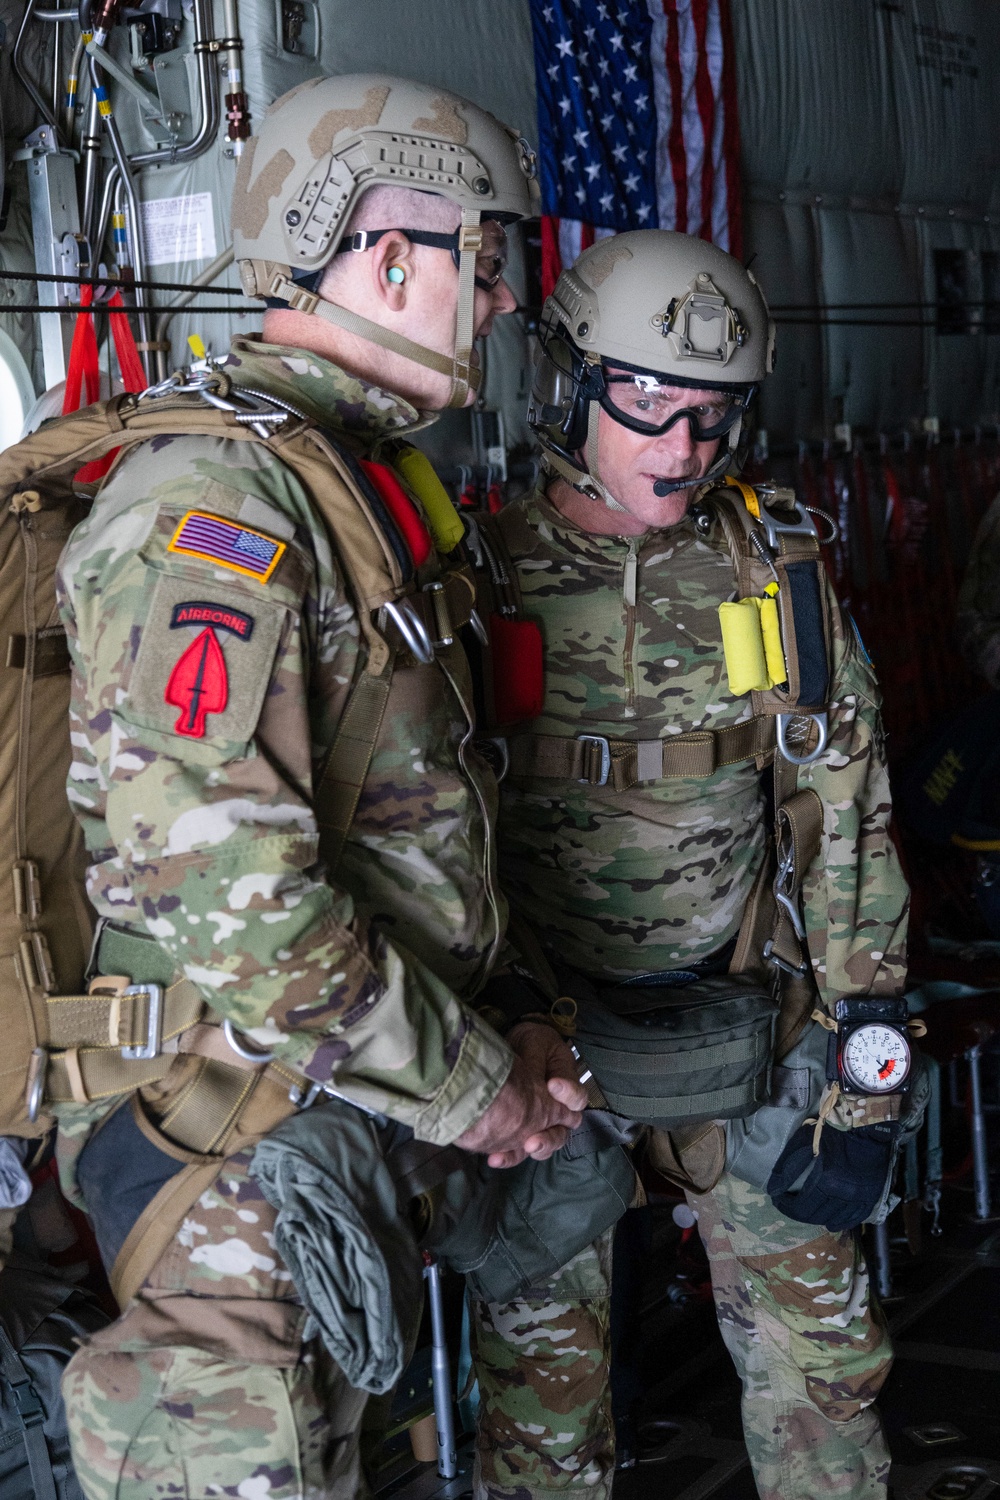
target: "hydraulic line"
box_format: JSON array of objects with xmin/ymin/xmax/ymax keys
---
[
  {"xmin": 152, "ymin": 245, "xmax": 236, "ymax": 381},
  {"xmin": 88, "ymin": 53, "xmax": 151, "ymax": 376},
  {"xmin": 13, "ymin": 0, "xmax": 65, "ymax": 141},
  {"xmin": 92, "ymin": 161, "xmax": 121, "ymax": 269},
  {"xmin": 63, "ymin": 29, "xmax": 86, "ymax": 139}
]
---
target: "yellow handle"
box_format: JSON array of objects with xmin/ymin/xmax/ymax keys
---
[
  {"xmin": 759, "ymin": 593, "xmax": 787, "ymax": 687},
  {"xmin": 394, "ymin": 445, "xmax": 465, "ymax": 553},
  {"xmin": 724, "ymin": 474, "xmax": 760, "ymax": 520},
  {"xmin": 719, "ymin": 597, "xmax": 771, "ymax": 695}
]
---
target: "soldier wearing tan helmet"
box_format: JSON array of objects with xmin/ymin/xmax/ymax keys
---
[
  {"xmin": 468, "ymin": 230, "xmax": 915, "ymax": 1499},
  {"xmin": 49, "ymin": 74, "xmax": 592, "ymax": 1498}
]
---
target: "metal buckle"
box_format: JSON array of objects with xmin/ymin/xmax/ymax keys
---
[
  {"xmin": 762, "ymin": 939, "xmax": 809, "ymax": 977},
  {"xmin": 777, "ymin": 711, "xmax": 828, "ymax": 766},
  {"xmin": 380, "ymin": 600, "xmax": 435, "ymax": 665},
  {"xmin": 577, "ymin": 734, "xmax": 611, "ymax": 786},
  {"xmin": 757, "ymin": 495, "xmax": 819, "ymax": 552},
  {"xmin": 223, "ymin": 1018, "xmax": 275, "ymax": 1064},
  {"xmin": 119, "ymin": 983, "xmax": 163, "ymax": 1060}
]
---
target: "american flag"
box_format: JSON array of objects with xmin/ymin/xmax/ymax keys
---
[
  {"xmin": 168, "ymin": 512, "xmax": 286, "ymax": 581},
  {"xmin": 531, "ymin": 0, "xmax": 742, "ymax": 298}
]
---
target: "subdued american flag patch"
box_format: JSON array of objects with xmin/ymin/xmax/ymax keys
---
[{"xmin": 167, "ymin": 511, "xmax": 286, "ymax": 583}]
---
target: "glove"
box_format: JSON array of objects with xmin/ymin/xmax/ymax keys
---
[{"xmin": 766, "ymin": 1120, "xmax": 898, "ymax": 1232}]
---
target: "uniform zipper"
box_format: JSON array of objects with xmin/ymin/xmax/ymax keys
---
[{"xmin": 622, "ymin": 538, "xmax": 639, "ymax": 716}]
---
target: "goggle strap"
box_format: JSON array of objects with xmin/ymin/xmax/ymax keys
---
[{"xmin": 338, "ymin": 225, "xmax": 506, "ymax": 288}]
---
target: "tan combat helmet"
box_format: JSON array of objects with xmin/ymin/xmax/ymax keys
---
[
  {"xmin": 528, "ymin": 229, "xmax": 775, "ymax": 507},
  {"xmin": 232, "ymin": 74, "xmax": 538, "ymax": 408}
]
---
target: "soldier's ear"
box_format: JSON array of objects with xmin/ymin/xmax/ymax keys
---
[{"xmin": 372, "ymin": 233, "xmax": 415, "ymax": 310}]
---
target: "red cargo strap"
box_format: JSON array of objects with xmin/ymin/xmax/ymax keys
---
[{"xmin": 63, "ymin": 288, "xmax": 147, "ymax": 482}]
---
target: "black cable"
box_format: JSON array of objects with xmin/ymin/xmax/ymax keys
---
[
  {"xmin": 0, "ymin": 304, "xmax": 252, "ymax": 314},
  {"xmin": 0, "ymin": 269, "xmax": 243, "ymax": 295}
]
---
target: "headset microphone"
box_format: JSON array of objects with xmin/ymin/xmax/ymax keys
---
[{"xmin": 653, "ymin": 479, "xmax": 670, "ymax": 497}]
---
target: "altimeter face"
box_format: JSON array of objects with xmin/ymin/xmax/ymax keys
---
[{"xmin": 841, "ymin": 1024, "xmax": 911, "ymax": 1093}]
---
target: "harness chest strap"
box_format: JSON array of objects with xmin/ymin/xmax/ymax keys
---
[{"xmin": 509, "ymin": 715, "xmax": 776, "ymax": 790}]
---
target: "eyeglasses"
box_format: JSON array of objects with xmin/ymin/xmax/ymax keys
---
[
  {"xmin": 336, "ymin": 220, "xmax": 509, "ymax": 293},
  {"xmin": 600, "ymin": 368, "xmax": 749, "ymax": 441}
]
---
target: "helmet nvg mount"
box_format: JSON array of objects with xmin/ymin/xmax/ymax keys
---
[
  {"xmin": 528, "ymin": 230, "xmax": 775, "ymax": 508},
  {"xmin": 232, "ymin": 73, "xmax": 539, "ymax": 408}
]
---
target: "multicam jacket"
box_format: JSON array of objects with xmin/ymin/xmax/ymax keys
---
[
  {"xmin": 55, "ymin": 335, "xmax": 512, "ymax": 1145},
  {"xmin": 496, "ymin": 485, "xmax": 910, "ymax": 1006}
]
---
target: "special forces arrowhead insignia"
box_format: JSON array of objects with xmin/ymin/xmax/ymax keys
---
[{"xmin": 165, "ymin": 627, "xmax": 228, "ymax": 737}]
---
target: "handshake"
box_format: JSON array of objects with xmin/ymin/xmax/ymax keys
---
[{"xmin": 455, "ymin": 1022, "xmax": 589, "ymax": 1169}]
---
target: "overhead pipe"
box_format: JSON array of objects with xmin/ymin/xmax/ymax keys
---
[{"xmin": 220, "ymin": 0, "xmax": 249, "ymax": 157}]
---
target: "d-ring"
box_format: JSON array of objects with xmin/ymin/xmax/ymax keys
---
[{"xmin": 223, "ymin": 1018, "xmax": 276, "ymax": 1064}]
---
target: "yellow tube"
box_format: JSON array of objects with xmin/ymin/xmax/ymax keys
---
[
  {"xmin": 719, "ymin": 598, "xmax": 771, "ymax": 695},
  {"xmin": 394, "ymin": 445, "xmax": 466, "ymax": 554},
  {"xmin": 759, "ymin": 592, "xmax": 787, "ymax": 687}
]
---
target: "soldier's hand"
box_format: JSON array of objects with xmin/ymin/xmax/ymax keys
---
[{"xmin": 455, "ymin": 1022, "xmax": 587, "ymax": 1169}]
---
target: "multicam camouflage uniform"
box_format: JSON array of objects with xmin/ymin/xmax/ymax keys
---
[
  {"xmin": 957, "ymin": 488, "xmax": 1000, "ymax": 687},
  {"xmin": 469, "ymin": 485, "xmax": 908, "ymax": 1500},
  {"xmin": 54, "ymin": 335, "xmax": 516, "ymax": 1500}
]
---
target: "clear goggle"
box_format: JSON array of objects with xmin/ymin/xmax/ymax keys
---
[
  {"xmin": 599, "ymin": 367, "xmax": 751, "ymax": 442},
  {"xmin": 338, "ymin": 219, "xmax": 509, "ymax": 293}
]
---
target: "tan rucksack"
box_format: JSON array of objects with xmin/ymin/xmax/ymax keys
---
[{"xmin": 0, "ymin": 377, "xmax": 474, "ymax": 1139}]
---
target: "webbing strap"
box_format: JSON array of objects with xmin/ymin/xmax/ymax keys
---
[
  {"xmin": 581, "ymin": 1033, "xmax": 763, "ymax": 1077},
  {"xmin": 44, "ymin": 1048, "xmax": 173, "ymax": 1103},
  {"xmin": 156, "ymin": 1057, "xmax": 258, "ymax": 1157},
  {"xmin": 315, "ymin": 657, "xmax": 395, "ymax": 876},
  {"xmin": 110, "ymin": 1065, "xmax": 304, "ymax": 1306},
  {"xmin": 0, "ymin": 1325, "xmax": 58, "ymax": 1500},
  {"xmin": 508, "ymin": 716, "xmax": 775, "ymax": 788},
  {"xmin": 306, "ymin": 295, "xmax": 464, "ymax": 382},
  {"xmin": 45, "ymin": 977, "xmax": 202, "ymax": 1050},
  {"xmin": 603, "ymin": 1080, "xmax": 767, "ymax": 1119}
]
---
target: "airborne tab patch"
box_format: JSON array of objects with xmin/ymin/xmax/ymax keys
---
[
  {"xmin": 170, "ymin": 600, "xmax": 255, "ymax": 640},
  {"xmin": 168, "ymin": 511, "xmax": 286, "ymax": 583}
]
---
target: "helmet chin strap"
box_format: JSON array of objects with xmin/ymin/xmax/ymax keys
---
[{"xmin": 264, "ymin": 207, "xmax": 486, "ymax": 410}]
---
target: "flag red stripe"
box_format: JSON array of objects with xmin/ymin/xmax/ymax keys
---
[
  {"xmin": 663, "ymin": 1, "xmax": 688, "ymax": 235},
  {"xmin": 691, "ymin": 0, "xmax": 717, "ymax": 240},
  {"xmin": 541, "ymin": 215, "xmax": 562, "ymax": 300},
  {"xmin": 717, "ymin": 0, "xmax": 742, "ymax": 258}
]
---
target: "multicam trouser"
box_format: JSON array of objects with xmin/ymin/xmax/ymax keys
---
[
  {"xmin": 469, "ymin": 1229, "xmax": 616, "ymax": 1500},
  {"xmin": 62, "ymin": 1148, "xmax": 369, "ymax": 1500},
  {"xmin": 690, "ymin": 1170, "xmax": 893, "ymax": 1500},
  {"xmin": 470, "ymin": 1173, "xmax": 893, "ymax": 1500}
]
